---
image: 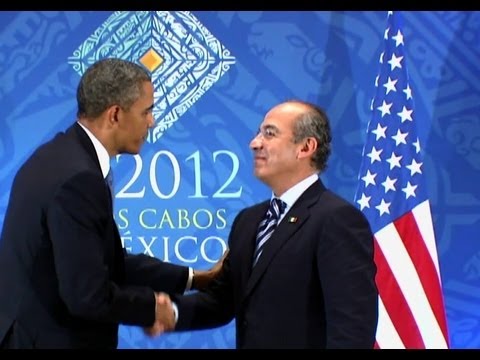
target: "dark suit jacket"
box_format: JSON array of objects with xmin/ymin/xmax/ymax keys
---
[
  {"xmin": 0, "ymin": 123, "xmax": 189, "ymax": 348},
  {"xmin": 174, "ymin": 179, "xmax": 378, "ymax": 349}
]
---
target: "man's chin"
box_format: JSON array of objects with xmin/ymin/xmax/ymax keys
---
[
  {"xmin": 120, "ymin": 147, "xmax": 141, "ymax": 156},
  {"xmin": 253, "ymin": 169, "xmax": 267, "ymax": 181}
]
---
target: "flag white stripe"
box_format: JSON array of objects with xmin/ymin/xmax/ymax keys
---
[
  {"xmin": 376, "ymin": 296, "xmax": 404, "ymax": 348},
  {"xmin": 412, "ymin": 200, "xmax": 442, "ymax": 279},
  {"xmin": 376, "ymin": 224, "xmax": 447, "ymax": 348}
]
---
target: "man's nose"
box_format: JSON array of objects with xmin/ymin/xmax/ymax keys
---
[
  {"xmin": 147, "ymin": 113, "xmax": 155, "ymax": 128},
  {"xmin": 250, "ymin": 134, "xmax": 262, "ymax": 150}
]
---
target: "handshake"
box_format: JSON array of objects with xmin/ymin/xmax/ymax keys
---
[
  {"xmin": 143, "ymin": 250, "xmax": 229, "ymax": 337},
  {"xmin": 143, "ymin": 292, "xmax": 176, "ymax": 337}
]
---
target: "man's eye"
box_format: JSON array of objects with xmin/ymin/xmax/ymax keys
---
[
  {"xmin": 264, "ymin": 129, "xmax": 275, "ymax": 137},
  {"xmin": 256, "ymin": 128, "xmax": 277, "ymax": 139}
]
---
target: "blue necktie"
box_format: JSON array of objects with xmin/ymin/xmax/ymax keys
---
[
  {"xmin": 252, "ymin": 198, "xmax": 286, "ymax": 267},
  {"xmin": 105, "ymin": 168, "xmax": 114, "ymax": 205}
]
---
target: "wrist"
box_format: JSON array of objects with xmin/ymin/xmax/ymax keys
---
[{"xmin": 191, "ymin": 270, "xmax": 196, "ymax": 290}]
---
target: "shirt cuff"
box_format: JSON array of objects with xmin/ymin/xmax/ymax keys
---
[
  {"xmin": 172, "ymin": 302, "xmax": 179, "ymax": 324},
  {"xmin": 185, "ymin": 266, "xmax": 194, "ymax": 292}
]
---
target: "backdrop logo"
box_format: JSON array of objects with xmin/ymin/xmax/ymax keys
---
[{"xmin": 68, "ymin": 11, "xmax": 236, "ymax": 143}]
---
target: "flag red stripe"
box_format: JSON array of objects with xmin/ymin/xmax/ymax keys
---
[
  {"xmin": 394, "ymin": 210, "xmax": 449, "ymax": 344},
  {"xmin": 374, "ymin": 236, "xmax": 425, "ymax": 348}
]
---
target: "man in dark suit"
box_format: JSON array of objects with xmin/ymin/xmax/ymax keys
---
[
  {"xmin": 0, "ymin": 58, "xmax": 221, "ymax": 349},
  {"xmin": 171, "ymin": 100, "xmax": 379, "ymax": 348}
]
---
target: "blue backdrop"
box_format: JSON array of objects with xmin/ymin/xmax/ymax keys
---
[{"xmin": 0, "ymin": 11, "xmax": 479, "ymax": 349}]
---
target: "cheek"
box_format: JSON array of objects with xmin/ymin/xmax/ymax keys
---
[
  {"xmin": 274, "ymin": 147, "xmax": 295, "ymax": 162},
  {"xmin": 133, "ymin": 118, "xmax": 145, "ymax": 132}
]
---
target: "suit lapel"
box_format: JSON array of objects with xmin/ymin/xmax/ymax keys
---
[
  {"xmin": 238, "ymin": 202, "xmax": 270, "ymax": 289},
  {"xmin": 68, "ymin": 122, "xmax": 126, "ymax": 281},
  {"xmin": 69, "ymin": 123, "xmax": 113, "ymax": 211},
  {"xmin": 68, "ymin": 122, "xmax": 103, "ymax": 171},
  {"xmin": 243, "ymin": 180, "xmax": 325, "ymax": 300}
]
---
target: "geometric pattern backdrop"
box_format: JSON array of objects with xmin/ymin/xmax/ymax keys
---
[{"xmin": 1, "ymin": 11, "xmax": 479, "ymax": 349}]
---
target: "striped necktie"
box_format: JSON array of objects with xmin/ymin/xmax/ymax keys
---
[{"xmin": 252, "ymin": 198, "xmax": 286, "ymax": 267}]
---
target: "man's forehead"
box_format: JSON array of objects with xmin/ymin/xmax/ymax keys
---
[{"xmin": 261, "ymin": 111, "xmax": 295, "ymax": 130}]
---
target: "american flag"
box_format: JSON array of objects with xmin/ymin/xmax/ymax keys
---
[{"xmin": 354, "ymin": 11, "xmax": 449, "ymax": 349}]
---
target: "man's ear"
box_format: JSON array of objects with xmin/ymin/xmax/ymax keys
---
[
  {"xmin": 106, "ymin": 106, "xmax": 120, "ymax": 126},
  {"xmin": 298, "ymin": 137, "xmax": 318, "ymax": 159}
]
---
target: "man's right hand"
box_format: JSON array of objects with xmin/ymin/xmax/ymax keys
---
[{"xmin": 144, "ymin": 292, "xmax": 175, "ymax": 337}]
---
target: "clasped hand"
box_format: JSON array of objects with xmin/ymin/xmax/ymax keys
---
[{"xmin": 143, "ymin": 292, "xmax": 175, "ymax": 337}]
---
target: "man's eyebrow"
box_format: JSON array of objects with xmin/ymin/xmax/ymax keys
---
[{"xmin": 261, "ymin": 124, "xmax": 278, "ymax": 131}]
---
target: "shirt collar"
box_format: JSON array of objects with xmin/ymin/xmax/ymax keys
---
[
  {"xmin": 77, "ymin": 121, "xmax": 111, "ymax": 179},
  {"xmin": 274, "ymin": 172, "xmax": 319, "ymax": 211}
]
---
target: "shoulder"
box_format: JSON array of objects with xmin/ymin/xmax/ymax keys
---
[
  {"xmin": 230, "ymin": 200, "xmax": 269, "ymax": 226},
  {"xmin": 319, "ymin": 190, "xmax": 367, "ymax": 220},
  {"xmin": 12, "ymin": 128, "xmax": 91, "ymax": 189},
  {"xmin": 239, "ymin": 200, "xmax": 269, "ymax": 217}
]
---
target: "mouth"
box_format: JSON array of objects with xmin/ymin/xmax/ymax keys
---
[{"xmin": 254, "ymin": 156, "xmax": 266, "ymax": 164}]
